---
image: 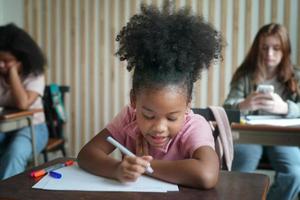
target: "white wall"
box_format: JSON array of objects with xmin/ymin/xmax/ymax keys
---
[{"xmin": 0, "ymin": 0, "xmax": 23, "ymax": 27}]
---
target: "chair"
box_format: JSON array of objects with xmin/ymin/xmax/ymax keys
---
[
  {"xmin": 192, "ymin": 107, "xmax": 240, "ymax": 170},
  {"xmin": 41, "ymin": 85, "xmax": 70, "ymax": 162},
  {"xmin": 196, "ymin": 108, "xmax": 272, "ymax": 171},
  {"xmin": 192, "ymin": 108, "xmax": 240, "ymax": 125}
]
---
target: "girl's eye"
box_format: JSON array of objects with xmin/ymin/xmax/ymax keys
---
[
  {"xmin": 167, "ymin": 117, "xmax": 177, "ymax": 122},
  {"xmin": 273, "ymin": 46, "xmax": 281, "ymax": 51},
  {"xmin": 143, "ymin": 113, "xmax": 154, "ymax": 120}
]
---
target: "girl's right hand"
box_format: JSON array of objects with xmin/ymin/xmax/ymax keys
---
[
  {"xmin": 7, "ymin": 60, "xmax": 22, "ymax": 75},
  {"xmin": 115, "ymin": 155, "xmax": 153, "ymax": 182},
  {"xmin": 0, "ymin": 60, "xmax": 21, "ymax": 76},
  {"xmin": 0, "ymin": 61, "xmax": 6, "ymax": 75},
  {"xmin": 238, "ymin": 92, "xmax": 273, "ymax": 111}
]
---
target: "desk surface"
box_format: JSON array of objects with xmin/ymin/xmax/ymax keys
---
[
  {"xmin": 232, "ymin": 123, "xmax": 300, "ymax": 146},
  {"xmin": 232, "ymin": 123, "xmax": 300, "ymax": 132},
  {"xmin": 0, "ymin": 108, "xmax": 43, "ymax": 120},
  {"xmin": 0, "ymin": 158, "xmax": 269, "ymax": 200}
]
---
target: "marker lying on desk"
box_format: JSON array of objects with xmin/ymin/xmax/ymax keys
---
[
  {"xmin": 106, "ymin": 136, "xmax": 154, "ymax": 173},
  {"xmin": 49, "ymin": 171, "xmax": 62, "ymax": 179},
  {"xmin": 30, "ymin": 160, "xmax": 74, "ymax": 178}
]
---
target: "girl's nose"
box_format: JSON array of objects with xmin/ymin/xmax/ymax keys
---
[
  {"xmin": 267, "ymin": 48, "xmax": 274, "ymax": 56},
  {"xmin": 152, "ymin": 120, "xmax": 167, "ymax": 133}
]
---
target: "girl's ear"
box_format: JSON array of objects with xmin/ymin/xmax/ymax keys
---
[
  {"xmin": 130, "ymin": 89, "xmax": 136, "ymax": 109},
  {"xmin": 186, "ymin": 102, "xmax": 191, "ymax": 113}
]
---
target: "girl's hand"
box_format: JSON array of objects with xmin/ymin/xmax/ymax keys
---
[
  {"xmin": 7, "ymin": 60, "xmax": 22, "ymax": 75},
  {"xmin": 0, "ymin": 60, "xmax": 21, "ymax": 76},
  {"xmin": 260, "ymin": 93, "xmax": 288, "ymax": 114},
  {"xmin": 239, "ymin": 92, "xmax": 288, "ymax": 114},
  {"xmin": 0, "ymin": 61, "xmax": 6, "ymax": 75},
  {"xmin": 238, "ymin": 92, "xmax": 272, "ymax": 111},
  {"xmin": 116, "ymin": 155, "xmax": 153, "ymax": 182}
]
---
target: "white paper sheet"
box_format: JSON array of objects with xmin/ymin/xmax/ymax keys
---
[
  {"xmin": 32, "ymin": 165, "xmax": 179, "ymax": 192},
  {"xmin": 245, "ymin": 115, "xmax": 300, "ymax": 126}
]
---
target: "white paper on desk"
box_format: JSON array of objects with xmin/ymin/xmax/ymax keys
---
[
  {"xmin": 245, "ymin": 115, "xmax": 300, "ymax": 126},
  {"xmin": 32, "ymin": 165, "xmax": 179, "ymax": 192}
]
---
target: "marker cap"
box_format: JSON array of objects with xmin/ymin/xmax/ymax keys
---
[
  {"xmin": 64, "ymin": 160, "xmax": 74, "ymax": 166},
  {"xmin": 30, "ymin": 170, "xmax": 46, "ymax": 178}
]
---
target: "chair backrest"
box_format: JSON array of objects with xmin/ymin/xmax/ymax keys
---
[
  {"xmin": 43, "ymin": 85, "xmax": 70, "ymax": 139},
  {"xmin": 192, "ymin": 108, "xmax": 240, "ymax": 124},
  {"xmin": 192, "ymin": 107, "xmax": 240, "ymax": 170}
]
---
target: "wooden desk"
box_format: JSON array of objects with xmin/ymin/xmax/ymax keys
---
[
  {"xmin": 0, "ymin": 158, "xmax": 269, "ymax": 200},
  {"xmin": 232, "ymin": 123, "xmax": 300, "ymax": 146},
  {"xmin": 0, "ymin": 108, "xmax": 43, "ymax": 166}
]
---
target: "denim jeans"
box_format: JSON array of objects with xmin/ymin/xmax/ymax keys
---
[
  {"xmin": 0, "ymin": 123, "xmax": 49, "ymax": 180},
  {"xmin": 232, "ymin": 144, "xmax": 300, "ymax": 200}
]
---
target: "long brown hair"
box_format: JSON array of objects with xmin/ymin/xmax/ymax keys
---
[{"xmin": 231, "ymin": 23, "xmax": 298, "ymax": 93}]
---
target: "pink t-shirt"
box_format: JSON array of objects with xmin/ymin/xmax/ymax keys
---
[
  {"xmin": 106, "ymin": 105, "xmax": 215, "ymax": 160},
  {"xmin": 0, "ymin": 74, "xmax": 46, "ymax": 124}
]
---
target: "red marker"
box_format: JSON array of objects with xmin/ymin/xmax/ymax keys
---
[{"xmin": 30, "ymin": 160, "xmax": 74, "ymax": 178}]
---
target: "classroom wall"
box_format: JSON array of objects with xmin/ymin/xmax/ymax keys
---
[
  {"xmin": 0, "ymin": 0, "xmax": 23, "ymax": 27},
  {"xmin": 2, "ymin": 0, "xmax": 300, "ymax": 157}
]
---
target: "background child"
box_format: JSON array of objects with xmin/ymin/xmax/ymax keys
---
[
  {"xmin": 0, "ymin": 23, "xmax": 48, "ymax": 179},
  {"xmin": 77, "ymin": 2, "xmax": 223, "ymax": 189},
  {"xmin": 224, "ymin": 23, "xmax": 300, "ymax": 200}
]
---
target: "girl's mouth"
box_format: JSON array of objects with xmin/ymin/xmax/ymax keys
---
[{"xmin": 149, "ymin": 135, "xmax": 168, "ymax": 146}]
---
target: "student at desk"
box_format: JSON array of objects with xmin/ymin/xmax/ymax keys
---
[
  {"xmin": 78, "ymin": 2, "xmax": 224, "ymax": 189},
  {"xmin": 224, "ymin": 23, "xmax": 300, "ymax": 200},
  {"xmin": 0, "ymin": 23, "xmax": 48, "ymax": 179}
]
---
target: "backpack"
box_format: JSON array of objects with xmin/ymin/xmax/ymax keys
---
[
  {"xmin": 208, "ymin": 106, "xmax": 234, "ymax": 171},
  {"xmin": 42, "ymin": 84, "xmax": 67, "ymax": 139},
  {"xmin": 48, "ymin": 83, "xmax": 67, "ymax": 123}
]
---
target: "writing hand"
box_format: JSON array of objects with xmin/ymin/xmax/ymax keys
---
[{"xmin": 116, "ymin": 155, "xmax": 153, "ymax": 182}]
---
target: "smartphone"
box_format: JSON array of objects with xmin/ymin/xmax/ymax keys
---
[{"xmin": 256, "ymin": 85, "xmax": 274, "ymax": 93}]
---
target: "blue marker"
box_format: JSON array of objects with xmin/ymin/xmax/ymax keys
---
[{"xmin": 49, "ymin": 171, "xmax": 62, "ymax": 179}]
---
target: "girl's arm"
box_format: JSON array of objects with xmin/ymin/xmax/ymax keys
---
[
  {"xmin": 223, "ymin": 76, "xmax": 249, "ymax": 110},
  {"xmin": 77, "ymin": 129, "xmax": 152, "ymax": 182},
  {"xmin": 77, "ymin": 129, "xmax": 120, "ymax": 178},
  {"xmin": 8, "ymin": 63, "xmax": 39, "ymax": 110},
  {"xmin": 149, "ymin": 146, "xmax": 219, "ymax": 189},
  {"xmin": 279, "ymin": 68, "xmax": 300, "ymax": 118},
  {"xmin": 78, "ymin": 129, "xmax": 219, "ymax": 188}
]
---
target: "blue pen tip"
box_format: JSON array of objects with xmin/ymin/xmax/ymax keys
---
[{"xmin": 49, "ymin": 171, "xmax": 62, "ymax": 179}]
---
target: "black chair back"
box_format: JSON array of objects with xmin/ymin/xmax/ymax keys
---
[
  {"xmin": 192, "ymin": 108, "xmax": 240, "ymax": 124},
  {"xmin": 192, "ymin": 107, "xmax": 240, "ymax": 170}
]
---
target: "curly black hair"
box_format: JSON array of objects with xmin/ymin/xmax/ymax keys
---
[
  {"xmin": 115, "ymin": 1, "xmax": 223, "ymax": 101},
  {"xmin": 0, "ymin": 23, "xmax": 46, "ymax": 77}
]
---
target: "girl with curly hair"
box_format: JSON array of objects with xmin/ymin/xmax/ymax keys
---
[
  {"xmin": 0, "ymin": 23, "xmax": 48, "ymax": 179},
  {"xmin": 78, "ymin": 2, "xmax": 223, "ymax": 189}
]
